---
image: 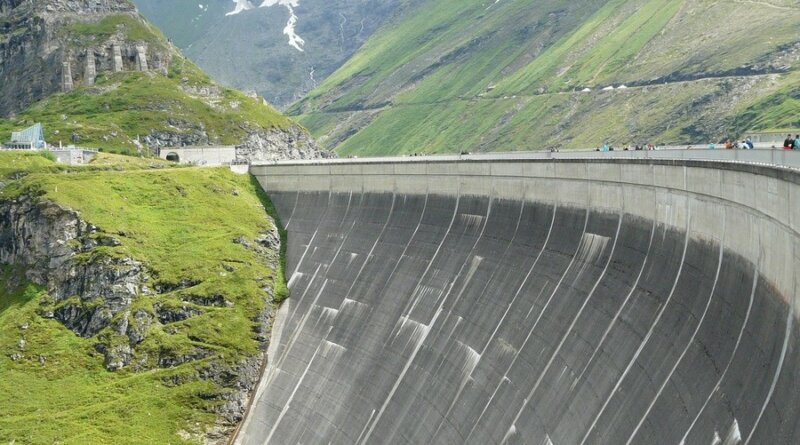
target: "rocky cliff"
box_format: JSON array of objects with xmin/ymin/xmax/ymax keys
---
[
  {"xmin": 237, "ymin": 124, "xmax": 332, "ymax": 162},
  {"xmin": 0, "ymin": 0, "xmax": 151, "ymax": 115},
  {"xmin": 0, "ymin": 195, "xmax": 146, "ymax": 341}
]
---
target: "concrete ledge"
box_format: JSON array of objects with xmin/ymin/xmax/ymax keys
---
[{"xmin": 158, "ymin": 146, "xmax": 236, "ymax": 166}]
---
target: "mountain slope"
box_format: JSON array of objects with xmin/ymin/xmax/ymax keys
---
[
  {"xmin": 133, "ymin": 0, "xmax": 400, "ymax": 108},
  {"xmin": 290, "ymin": 0, "xmax": 800, "ymax": 154},
  {"xmin": 0, "ymin": 0, "xmax": 324, "ymax": 158}
]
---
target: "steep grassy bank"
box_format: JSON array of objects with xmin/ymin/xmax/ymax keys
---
[{"xmin": 0, "ymin": 154, "xmax": 286, "ymax": 444}]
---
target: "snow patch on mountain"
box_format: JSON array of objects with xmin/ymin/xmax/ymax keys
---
[
  {"xmin": 226, "ymin": 0, "xmax": 305, "ymax": 52},
  {"xmin": 226, "ymin": 0, "xmax": 254, "ymax": 16}
]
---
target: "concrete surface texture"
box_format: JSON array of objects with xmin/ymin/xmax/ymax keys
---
[{"xmin": 240, "ymin": 159, "xmax": 800, "ymax": 444}]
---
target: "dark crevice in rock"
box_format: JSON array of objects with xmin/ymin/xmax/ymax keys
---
[
  {"xmin": 182, "ymin": 293, "xmax": 231, "ymax": 308},
  {"xmin": 154, "ymin": 302, "xmax": 203, "ymax": 324}
]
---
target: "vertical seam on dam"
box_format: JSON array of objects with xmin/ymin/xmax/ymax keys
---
[
  {"xmin": 626, "ymin": 222, "xmax": 725, "ymax": 445},
  {"xmin": 679, "ymin": 264, "xmax": 758, "ymax": 443},
  {"xmin": 358, "ymin": 187, "xmax": 464, "ymax": 445}
]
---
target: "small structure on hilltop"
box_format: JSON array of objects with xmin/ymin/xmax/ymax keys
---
[{"xmin": 4, "ymin": 123, "xmax": 47, "ymax": 150}]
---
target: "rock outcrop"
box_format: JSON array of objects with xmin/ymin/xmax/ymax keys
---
[
  {"xmin": 236, "ymin": 125, "xmax": 332, "ymax": 162},
  {"xmin": 1, "ymin": 0, "xmax": 331, "ymax": 160},
  {"xmin": 0, "ymin": 195, "xmax": 147, "ymax": 338}
]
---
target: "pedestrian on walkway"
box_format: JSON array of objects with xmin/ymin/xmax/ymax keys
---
[{"xmin": 784, "ymin": 134, "xmax": 794, "ymax": 150}]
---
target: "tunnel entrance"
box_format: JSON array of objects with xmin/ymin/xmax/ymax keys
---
[{"xmin": 165, "ymin": 152, "xmax": 180, "ymax": 163}]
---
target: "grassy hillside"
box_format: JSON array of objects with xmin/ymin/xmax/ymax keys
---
[
  {"xmin": 0, "ymin": 57, "xmax": 292, "ymax": 155},
  {"xmin": 0, "ymin": 9, "xmax": 293, "ymax": 156},
  {"xmin": 0, "ymin": 153, "xmax": 286, "ymax": 444},
  {"xmin": 0, "ymin": 151, "xmax": 174, "ymax": 180},
  {"xmin": 291, "ymin": 0, "xmax": 800, "ymax": 154}
]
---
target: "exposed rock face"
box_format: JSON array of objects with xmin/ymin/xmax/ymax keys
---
[
  {"xmin": 144, "ymin": 128, "xmax": 211, "ymax": 150},
  {"xmin": 14, "ymin": 0, "xmax": 136, "ymax": 15},
  {"xmin": 0, "ymin": 195, "xmax": 147, "ymax": 338},
  {"xmin": 236, "ymin": 125, "xmax": 333, "ymax": 162}
]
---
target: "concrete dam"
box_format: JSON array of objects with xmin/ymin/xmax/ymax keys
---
[{"xmin": 239, "ymin": 156, "xmax": 800, "ymax": 444}]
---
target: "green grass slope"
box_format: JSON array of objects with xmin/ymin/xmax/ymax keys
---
[
  {"xmin": 0, "ymin": 10, "xmax": 292, "ymax": 156},
  {"xmin": 292, "ymin": 0, "xmax": 800, "ymax": 154},
  {"xmin": 0, "ymin": 154, "xmax": 286, "ymax": 444},
  {"xmin": 0, "ymin": 59, "xmax": 292, "ymax": 155}
]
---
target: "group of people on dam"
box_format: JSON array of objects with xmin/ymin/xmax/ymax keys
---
[
  {"xmin": 720, "ymin": 137, "xmax": 755, "ymax": 150},
  {"xmin": 599, "ymin": 142, "xmax": 659, "ymax": 151},
  {"xmin": 783, "ymin": 134, "xmax": 800, "ymax": 150}
]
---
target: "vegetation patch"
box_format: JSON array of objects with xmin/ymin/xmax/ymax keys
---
[
  {"xmin": 0, "ymin": 159, "xmax": 287, "ymax": 444},
  {"xmin": 291, "ymin": 0, "xmax": 800, "ymax": 154},
  {"xmin": 0, "ymin": 61, "xmax": 292, "ymax": 156},
  {"xmin": 64, "ymin": 14, "xmax": 168, "ymax": 49}
]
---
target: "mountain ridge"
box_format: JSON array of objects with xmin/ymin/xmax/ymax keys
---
[{"xmin": 133, "ymin": 0, "xmax": 400, "ymax": 108}]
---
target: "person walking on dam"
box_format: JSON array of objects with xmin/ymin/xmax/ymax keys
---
[
  {"xmin": 794, "ymin": 135, "xmax": 800, "ymax": 150},
  {"xmin": 784, "ymin": 134, "xmax": 795, "ymax": 150}
]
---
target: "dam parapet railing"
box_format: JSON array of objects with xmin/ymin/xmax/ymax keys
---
[{"xmin": 253, "ymin": 148, "xmax": 800, "ymax": 170}]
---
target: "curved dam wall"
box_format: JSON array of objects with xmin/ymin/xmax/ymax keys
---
[{"xmin": 242, "ymin": 159, "xmax": 800, "ymax": 444}]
